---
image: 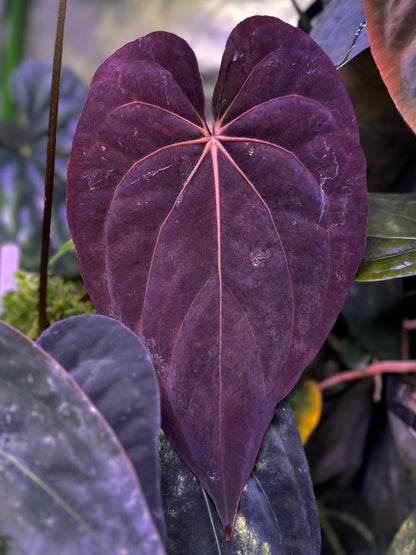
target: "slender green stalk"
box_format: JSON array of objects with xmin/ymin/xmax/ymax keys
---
[
  {"xmin": 0, "ymin": 0, "xmax": 30, "ymax": 120},
  {"xmin": 38, "ymin": 0, "xmax": 67, "ymax": 335}
]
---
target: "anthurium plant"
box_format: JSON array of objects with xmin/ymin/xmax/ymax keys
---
[
  {"xmin": 66, "ymin": 14, "xmax": 367, "ymax": 539},
  {"xmin": 2, "ymin": 0, "xmax": 416, "ymax": 553}
]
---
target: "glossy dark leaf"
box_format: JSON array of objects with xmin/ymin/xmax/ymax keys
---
[
  {"xmin": 310, "ymin": 0, "xmax": 369, "ymax": 68},
  {"xmin": 0, "ymin": 322, "xmax": 165, "ymax": 555},
  {"xmin": 363, "ymin": 0, "xmax": 416, "ymax": 132},
  {"xmin": 36, "ymin": 314, "xmax": 166, "ymax": 543},
  {"xmin": 160, "ymin": 400, "xmax": 320, "ymax": 554},
  {"xmin": 67, "ymin": 16, "xmax": 367, "ymax": 532},
  {"xmin": 356, "ymin": 193, "xmax": 416, "ymax": 281}
]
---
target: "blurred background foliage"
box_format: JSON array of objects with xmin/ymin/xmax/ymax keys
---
[{"xmin": 1, "ymin": 1, "xmax": 416, "ymax": 554}]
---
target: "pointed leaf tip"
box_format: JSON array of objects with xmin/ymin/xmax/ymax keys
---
[{"xmin": 224, "ymin": 525, "xmax": 233, "ymax": 541}]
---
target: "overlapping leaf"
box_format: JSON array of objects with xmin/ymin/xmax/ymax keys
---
[
  {"xmin": 363, "ymin": 0, "xmax": 416, "ymax": 132},
  {"xmin": 36, "ymin": 314, "xmax": 166, "ymax": 543},
  {"xmin": 67, "ymin": 16, "xmax": 367, "ymax": 533},
  {"xmin": 355, "ymin": 193, "xmax": 416, "ymax": 281},
  {"xmin": 310, "ymin": 0, "xmax": 369, "ymax": 68},
  {"xmin": 0, "ymin": 322, "xmax": 165, "ymax": 554},
  {"xmin": 160, "ymin": 401, "xmax": 320, "ymax": 554}
]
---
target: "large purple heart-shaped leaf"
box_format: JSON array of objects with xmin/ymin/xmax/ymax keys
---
[{"xmin": 67, "ymin": 16, "xmax": 367, "ymax": 535}]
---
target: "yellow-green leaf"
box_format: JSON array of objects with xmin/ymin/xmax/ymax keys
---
[{"xmin": 288, "ymin": 380, "xmax": 322, "ymax": 444}]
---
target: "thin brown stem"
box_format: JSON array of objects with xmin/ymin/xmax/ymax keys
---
[
  {"xmin": 38, "ymin": 0, "xmax": 67, "ymax": 335},
  {"xmin": 318, "ymin": 360, "xmax": 416, "ymax": 392}
]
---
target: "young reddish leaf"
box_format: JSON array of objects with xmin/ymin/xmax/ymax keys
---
[
  {"xmin": 363, "ymin": 0, "xmax": 416, "ymax": 132},
  {"xmin": 67, "ymin": 16, "xmax": 367, "ymax": 535}
]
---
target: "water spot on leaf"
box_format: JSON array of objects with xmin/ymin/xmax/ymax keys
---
[
  {"xmin": 249, "ymin": 247, "xmax": 270, "ymax": 268},
  {"xmin": 207, "ymin": 470, "xmax": 218, "ymax": 481}
]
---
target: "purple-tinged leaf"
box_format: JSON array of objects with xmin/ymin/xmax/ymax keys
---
[
  {"xmin": 0, "ymin": 322, "xmax": 165, "ymax": 554},
  {"xmin": 67, "ymin": 16, "xmax": 368, "ymax": 534},
  {"xmin": 37, "ymin": 314, "xmax": 167, "ymax": 544},
  {"xmin": 363, "ymin": 0, "xmax": 416, "ymax": 133}
]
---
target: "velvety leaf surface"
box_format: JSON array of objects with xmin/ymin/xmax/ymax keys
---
[
  {"xmin": 363, "ymin": 0, "xmax": 416, "ymax": 132},
  {"xmin": 0, "ymin": 322, "xmax": 165, "ymax": 554},
  {"xmin": 67, "ymin": 16, "xmax": 367, "ymax": 531},
  {"xmin": 356, "ymin": 193, "xmax": 416, "ymax": 280},
  {"xmin": 0, "ymin": 60, "xmax": 86, "ymax": 272},
  {"xmin": 160, "ymin": 400, "xmax": 320, "ymax": 554},
  {"xmin": 36, "ymin": 314, "xmax": 166, "ymax": 543},
  {"xmin": 310, "ymin": 0, "xmax": 369, "ymax": 68}
]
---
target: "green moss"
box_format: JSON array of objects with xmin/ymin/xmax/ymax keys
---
[
  {"xmin": 0, "ymin": 535, "xmax": 11, "ymax": 555},
  {"xmin": 0, "ymin": 271, "xmax": 96, "ymax": 339}
]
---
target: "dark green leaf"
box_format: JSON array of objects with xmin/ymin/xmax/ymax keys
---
[
  {"xmin": 356, "ymin": 193, "xmax": 416, "ymax": 281},
  {"xmin": 37, "ymin": 314, "xmax": 167, "ymax": 544},
  {"xmin": 160, "ymin": 400, "xmax": 320, "ymax": 554},
  {"xmin": 0, "ymin": 321, "xmax": 165, "ymax": 554},
  {"xmin": 310, "ymin": 0, "xmax": 369, "ymax": 68},
  {"xmin": 342, "ymin": 280, "xmax": 403, "ymax": 359},
  {"xmin": 340, "ymin": 337, "xmax": 371, "ymax": 370}
]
